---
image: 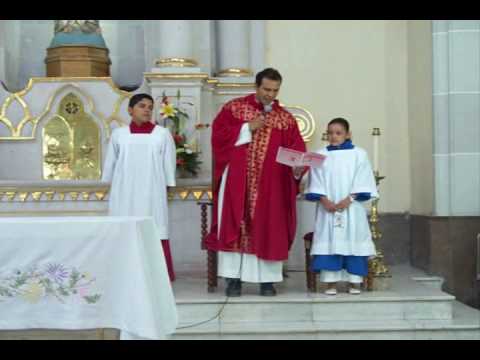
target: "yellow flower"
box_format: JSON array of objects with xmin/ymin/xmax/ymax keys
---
[
  {"xmin": 160, "ymin": 103, "xmax": 177, "ymax": 118},
  {"xmin": 22, "ymin": 282, "xmax": 45, "ymax": 304},
  {"xmin": 82, "ymin": 272, "xmax": 92, "ymax": 281}
]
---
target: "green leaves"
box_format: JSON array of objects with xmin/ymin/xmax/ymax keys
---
[{"xmin": 83, "ymin": 294, "xmax": 101, "ymax": 304}]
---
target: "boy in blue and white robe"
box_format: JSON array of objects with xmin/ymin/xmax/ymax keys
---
[{"xmin": 305, "ymin": 118, "xmax": 378, "ymax": 295}]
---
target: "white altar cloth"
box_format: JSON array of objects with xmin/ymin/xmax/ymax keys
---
[{"xmin": 0, "ymin": 216, "xmax": 178, "ymax": 340}]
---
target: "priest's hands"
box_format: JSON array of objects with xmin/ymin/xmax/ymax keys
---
[
  {"xmin": 335, "ymin": 196, "xmax": 353, "ymax": 211},
  {"xmin": 249, "ymin": 115, "xmax": 265, "ymax": 131},
  {"xmin": 320, "ymin": 197, "xmax": 337, "ymax": 213}
]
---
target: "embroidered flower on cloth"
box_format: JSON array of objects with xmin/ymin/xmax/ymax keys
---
[
  {"xmin": 46, "ymin": 263, "xmax": 69, "ymax": 283},
  {"xmin": 22, "ymin": 282, "xmax": 45, "ymax": 304},
  {"xmin": 0, "ymin": 264, "xmax": 101, "ymax": 305}
]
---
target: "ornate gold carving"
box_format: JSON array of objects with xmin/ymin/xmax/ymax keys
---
[
  {"xmin": 0, "ymin": 185, "xmax": 215, "ymax": 202},
  {"xmin": 0, "ymin": 77, "xmax": 130, "ymax": 140},
  {"xmin": 95, "ymin": 191, "xmax": 106, "ymax": 201},
  {"xmin": 155, "ymin": 58, "xmax": 199, "ymax": 67},
  {"xmin": 0, "ymin": 93, "xmax": 34, "ymax": 139},
  {"xmin": 18, "ymin": 192, "xmax": 29, "ymax": 202},
  {"xmin": 192, "ymin": 191, "xmax": 203, "ymax": 200},
  {"xmin": 179, "ymin": 190, "xmax": 190, "ymax": 200},
  {"xmin": 45, "ymin": 191, "xmax": 55, "ymax": 201},
  {"xmin": 216, "ymin": 68, "xmax": 253, "ymax": 77},
  {"xmin": 42, "ymin": 93, "xmax": 101, "ymax": 180},
  {"xmin": 279, "ymin": 104, "xmax": 316, "ymax": 143},
  {"xmin": 31, "ymin": 192, "xmax": 42, "ymax": 201},
  {"xmin": 0, "ymin": 210, "xmax": 107, "ymax": 217},
  {"xmin": 215, "ymin": 83, "xmax": 255, "ymax": 88}
]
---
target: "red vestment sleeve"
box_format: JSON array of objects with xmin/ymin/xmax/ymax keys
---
[{"xmin": 205, "ymin": 105, "xmax": 247, "ymax": 251}]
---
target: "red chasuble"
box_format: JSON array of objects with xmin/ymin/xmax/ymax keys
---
[
  {"xmin": 129, "ymin": 120, "xmax": 176, "ymax": 281},
  {"xmin": 205, "ymin": 94, "xmax": 307, "ymax": 261}
]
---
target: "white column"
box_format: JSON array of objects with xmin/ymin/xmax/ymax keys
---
[
  {"xmin": 432, "ymin": 20, "xmax": 480, "ymax": 216},
  {"xmin": 155, "ymin": 20, "xmax": 196, "ymax": 67},
  {"xmin": 216, "ymin": 20, "xmax": 251, "ymax": 77},
  {"xmin": 0, "ymin": 20, "xmax": 6, "ymax": 82}
]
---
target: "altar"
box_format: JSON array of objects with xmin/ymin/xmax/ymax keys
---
[{"xmin": 0, "ymin": 216, "xmax": 177, "ymax": 340}]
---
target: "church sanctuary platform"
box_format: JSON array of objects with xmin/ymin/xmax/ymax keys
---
[
  {"xmin": 1, "ymin": 265, "xmax": 479, "ymax": 340},
  {"xmin": 170, "ymin": 265, "xmax": 480, "ymax": 340}
]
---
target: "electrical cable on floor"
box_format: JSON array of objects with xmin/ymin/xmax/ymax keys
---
[{"xmin": 176, "ymin": 254, "xmax": 245, "ymax": 330}]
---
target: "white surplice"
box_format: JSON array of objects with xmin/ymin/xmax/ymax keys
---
[
  {"xmin": 306, "ymin": 146, "xmax": 378, "ymax": 257},
  {"xmin": 102, "ymin": 126, "xmax": 176, "ymax": 239}
]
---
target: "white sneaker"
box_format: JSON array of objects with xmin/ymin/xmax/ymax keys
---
[
  {"xmin": 325, "ymin": 288, "xmax": 337, "ymax": 295},
  {"xmin": 349, "ymin": 287, "xmax": 361, "ymax": 295}
]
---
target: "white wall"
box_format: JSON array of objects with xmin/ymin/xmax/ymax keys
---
[
  {"xmin": 408, "ymin": 20, "xmax": 434, "ymax": 215},
  {"xmin": 265, "ymin": 20, "xmax": 414, "ymax": 213}
]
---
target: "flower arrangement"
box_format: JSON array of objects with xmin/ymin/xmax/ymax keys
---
[{"xmin": 158, "ymin": 91, "xmax": 202, "ymax": 177}]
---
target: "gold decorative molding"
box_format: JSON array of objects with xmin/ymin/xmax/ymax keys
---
[
  {"xmin": 0, "ymin": 185, "xmax": 212, "ymax": 202},
  {"xmin": 0, "ymin": 77, "xmax": 130, "ymax": 141},
  {"xmin": 144, "ymin": 73, "xmax": 210, "ymax": 80},
  {"xmin": 0, "ymin": 185, "xmax": 109, "ymax": 202},
  {"xmin": 0, "ymin": 210, "xmax": 108, "ymax": 217},
  {"xmin": 215, "ymin": 83, "xmax": 255, "ymax": 88},
  {"xmin": 155, "ymin": 58, "xmax": 199, "ymax": 67},
  {"xmin": 280, "ymin": 104, "xmax": 316, "ymax": 143},
  {"xmin": 17, "ymin": 77, "xmax": 130, "ymax": 98},
  {"xmin": 216, "ymin": 68, "xmax": 253, "ymax": 77}
]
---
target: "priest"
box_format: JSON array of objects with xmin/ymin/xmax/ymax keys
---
[{"xmin": 206, "ymin": 68, "xmax": 307, "ymax": 296}]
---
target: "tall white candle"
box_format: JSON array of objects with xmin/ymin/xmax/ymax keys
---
[{"xmin": 372, "ymin": 128, "xmax": 380, "ymax": 173}]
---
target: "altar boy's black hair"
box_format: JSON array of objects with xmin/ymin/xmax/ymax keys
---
[
  {"xmin": 128, "ymin": 93, "xmax": 154, "ymax": 108},
  {"xmin": 328, "ymin": 117, "xmax": 350, "ymax": 133}
]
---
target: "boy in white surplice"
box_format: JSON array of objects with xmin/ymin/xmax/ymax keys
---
[
  {"xmin": 305, "ymin": 118, "xmax": 378, "ymax": 295},
  {"xmin": 102, "ymin": 94, "xmax": 177, "ymax": 280}
]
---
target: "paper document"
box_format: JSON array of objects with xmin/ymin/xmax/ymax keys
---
[{"xmin": 276, "ymin": 147, "xmax": 326, "ymax": 168}]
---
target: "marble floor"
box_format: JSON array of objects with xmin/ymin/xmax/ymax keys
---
[{"xmin": 171, "ymin": 264, "xmax": 480, "ymax": 340}]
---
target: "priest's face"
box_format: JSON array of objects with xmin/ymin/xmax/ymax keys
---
[
  {"xmin": 128, "ymin": 98, "xmax": 154, "ymax": 124},
  {"xmin": 256, "ymin": 78, "xmax": 281, "ymax": 106},
  {"xmin": 327, "ymin": 123, "xmax": 350, "ymax": 146}
]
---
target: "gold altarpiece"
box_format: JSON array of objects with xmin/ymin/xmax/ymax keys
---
[{"xmin": 42, "ymin": 93, "xmax": 101, "ymax": 180}]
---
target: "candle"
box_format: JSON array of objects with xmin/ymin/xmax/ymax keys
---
[{"xmin": 372, "ymin": 128, "xmax": 380, "ymax": 173}]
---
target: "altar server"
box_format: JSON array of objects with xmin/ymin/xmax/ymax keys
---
[
  {"xmin": 102, "ymin": 93, "xmax": 177, "ymax": 281},
  {"xmin": 305, "ymin": 118, "xmax": 378, "ymax": 295}
]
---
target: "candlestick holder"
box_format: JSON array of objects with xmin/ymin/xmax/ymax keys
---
[{"xmin": 365, "ymin": 170, "xmax": 391, "ymax": 291}]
